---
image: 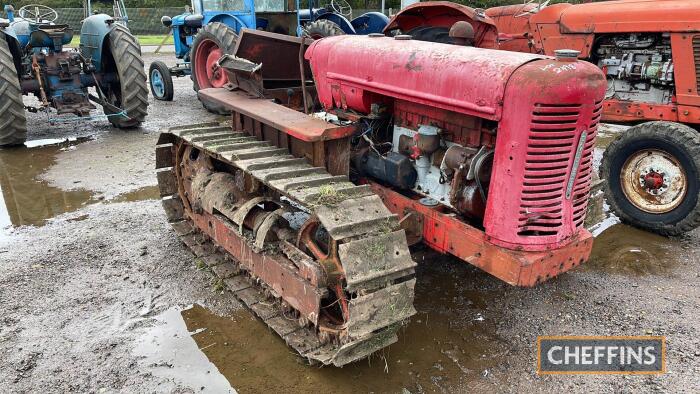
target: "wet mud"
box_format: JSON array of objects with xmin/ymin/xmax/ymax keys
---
[
  {"xmin": 139, "ymin": 258, "xmax": 509, "ymax": 393},
  {"xmin": 587, "ymin": 224, "xmax": 686, "ymax": 276},
  {"xmin": 0, "ymin": 138, "xmax": 96, "ymax": 234},
  {"xmin": 0, "ymin": 139, "xmax": 161, "ymax": 239}
]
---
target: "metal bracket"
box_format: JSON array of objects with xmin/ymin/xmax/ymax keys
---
[
  {"xmin": 231, "ymin": 196, "xmax": 273, "ymax": 234},
  {"xmin": 253, "ymin": 208, "xmax": 286, "ymax": 250},
  {"xmin": 566, "ymin": 131, "xmax": 588, "ymax": 199}
]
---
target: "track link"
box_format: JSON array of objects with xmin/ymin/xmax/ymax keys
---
[{"xmin": 156, "ymin": 122, "xmax": 416, "ymax": 366}]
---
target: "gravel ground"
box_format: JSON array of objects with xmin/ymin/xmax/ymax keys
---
[{"xmin": 0, "ymin": 53, "xmax": 699, "ymax": 393}]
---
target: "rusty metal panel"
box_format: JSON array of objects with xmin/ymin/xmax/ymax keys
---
[
  {"xmin": 156, "ymin": 169, "xmax": 177, "ymax": 197},
  {"xmin": 198, "ymin": 89, "xmax": 356, "ymax": 142},
  {"xmin": 338, "ymin": 230, "xmax": 415, "ymax": 291},
  {"xmin": 330, "ymin": 330, "xmax": 398, "ymax": 367},
  {"xmin": 196, "ymin": 213, "xmax": 323, "ymax": 325},
  {"xmin": 233, "ymin": 29, "xmax": 312, "ymax": 83},
  {"xmin": 346, "ymin": 279, "xmax": 416, "ymax": 339},
  {"xmin": 155, "ymin": 144, "xmax": 174, "ymax": 169},
  {"xmin": 315, "ymin": 195, "xmax": 398, "ymax": 240},
  {"xmin": 369, "ymin": 181, "xmax": 595, "ymax": 287},
  {"xmin": 161, "ymin": 195, "xmax": 184, "ymax": 222}
]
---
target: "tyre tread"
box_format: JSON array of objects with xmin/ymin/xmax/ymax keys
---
[
  {"xmin": 106, "ymin": 24, "xmax": 148, "ymax": 128},
  {"xmin": 0, "ymin": 35, "xmax": 27, "ymax": 146}
]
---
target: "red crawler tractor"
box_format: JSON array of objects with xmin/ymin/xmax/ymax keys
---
[
  {"xmin": 156, "ymin": 30, "xmax": 606, "ymax": 365},
  {"xmin": 483, "ymin": 0, "xmax": 700, "ymax": 236}
]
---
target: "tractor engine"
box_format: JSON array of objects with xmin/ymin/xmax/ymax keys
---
[
  {"xmin": 594, "ymin": 33, "xmax": 675, "ymax": 104},
  {"xmin": 30, "ymin": 51, "xmax": 94, "ymax": 115},
  {"xmin": 307, "ymin": 35, "xmax": 607, "ymax": 250}
]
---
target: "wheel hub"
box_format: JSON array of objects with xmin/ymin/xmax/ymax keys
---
[
  {"xmin": 194, "ymin": 39, "xmax": 229, "ymax": 89},
  {"xmin": 620, "ymin": 149, "xmax": 687, "ymax": 213},
  {"xmin": 642, "ymin": 171, "xmax": 666, "ymax": 191},
  {"xmin": 150, "ymin": 69, "xmax": 164, "ymax": 97},
  {"xmin": 205, "ymin": 48, "xmax": 227, "ymax": 88}
]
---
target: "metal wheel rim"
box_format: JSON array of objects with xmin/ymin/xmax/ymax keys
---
[
  {"xmin": 620, "ymin": 148, "xmax": 688, "ymax": 214},
  {"xmin": 193, "ymin": 39, "xmax": 227, "ymax": 89},
  {"xmin": 150, "ymin": 69, "xmax": 165, "ymax": 98}
]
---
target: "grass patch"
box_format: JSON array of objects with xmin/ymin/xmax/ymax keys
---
[
  {"xmin": 313, "ymin": 184, "xmax": 347, "ymax": 206},
  {"xmin": 365, "ymin": 240, "xmax": 387, "ymax": 262},
  {"xmin": 66, "ymin": 34, "xmax": 173, "ymax": 48},
  {"xmin": 211, "ymin": 278, "xmax": 225, "ymax": 293}
]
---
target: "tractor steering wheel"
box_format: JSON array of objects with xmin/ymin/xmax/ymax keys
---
[
  {"xmin": 18, "ymin": 4, "xmax": 59, "ymax": 24},
  {"xmin": 326, "ymin": 0, "xmax": 352, "ymax": 18}
]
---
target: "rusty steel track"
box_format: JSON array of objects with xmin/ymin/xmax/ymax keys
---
[{"xmin": 155, "ymin": 122, "xmax": 416, "ymax": 366}]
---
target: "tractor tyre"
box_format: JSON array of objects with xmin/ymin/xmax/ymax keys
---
[
  {"xmin": 103, "ymin": 24, "xmax": 148, "ymax": 128},
  {"xmin": 149, "ymin": 61, "xmax": 174, "ymax": 101},
  {"xmin": 406, "ymin": 26, "xmax": 451, "ymax": 44},
  {"xmin": 0, "ymin": 35, "xmax": 27, "ymax": 147},
  {"xmin": 304, "ymin": 20, "xmax": 345, "ymax": 39},
  {"xmin": 600, "ymin": 121, "xmax": 700, "ymax": 236},
  {"xmin": 190, "ymin": 22, "xmax": 238, "ymax": 114}
]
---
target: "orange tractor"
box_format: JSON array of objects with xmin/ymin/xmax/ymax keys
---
[{"xmin": 388, "ymin": 0, "xmax": 700, "ymax": 236}]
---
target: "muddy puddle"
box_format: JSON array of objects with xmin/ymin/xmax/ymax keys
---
[
  {"xmin": 0, "ymin": 139, "xmax": 160, "ymax": 239},
  {"xmin": 595, "ymin": 123, "xmax": 627, "ymax": 149},
  {"xmin": 587, "ymin": 223, "xmax": 685, "ymax": 276},
  {"xmin": 137, "ymin": 261, "xmax": 509, "ymax": 393}
]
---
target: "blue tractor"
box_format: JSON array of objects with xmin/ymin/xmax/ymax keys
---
[
  {"xmin": 0, "ymin": 2, "xmax": 148, "ymax": 147},
  {"xmin": 148, "ymin": 0, "xmax": 388, "ymax": 110}
]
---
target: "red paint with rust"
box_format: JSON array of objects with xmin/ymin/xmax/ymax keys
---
[
  {"xmin": 193, "ymin": 39, "xmax": 229, "ymax": 89},
  {"xmin": 200, "ymin": 88, "xmax": 356, "ymax": 142},
  {"xmin": 191, "ymin": 210, "xmax": 324, "ymax": 324},
  {"xmin": 382, "ymin": 1, "xmax": 500, "ymax": 49},
  {"xmin": 306, "ymin": 35, "xmax": 606, "ymax": 251},
  {"xmin": 368, "ymin": 182, "xmax": 593, "ymax": 287},
  {"xmin": 305, "ymin": 35, "xmax": 546, "ymax": 119}
]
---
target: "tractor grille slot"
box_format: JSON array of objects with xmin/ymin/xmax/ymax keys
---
[
  {"xmin": 519, "ymin": 104, "xmax": 582, "ymax": 236},
  {"xmin": 571, "ymin": 100, "xmax": 603, "ymax": 228},
  {"xmin": 694, "ymin": 36, "xmax": 700, "ymax": 94}
]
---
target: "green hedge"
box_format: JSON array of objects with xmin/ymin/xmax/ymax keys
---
[
  {"xmin": 4, "ymin": 0, "xmax": 600, "ymax": 10},
  {"xmin": 5, "ymin": 0, "xmax": 189, "ymax": 8}
]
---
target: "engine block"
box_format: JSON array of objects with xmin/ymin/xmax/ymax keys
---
[{"xmin": 596, "ymin": 33, "xmax": 674, "ymax": 104}]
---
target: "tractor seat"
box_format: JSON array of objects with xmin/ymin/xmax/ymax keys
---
[
  {"xmin": 38, "ymin": 23, "xmax": 70, "ymax": 30},
  {"xmin": 30, "ymin": 25, "xmax": 74, "ymax": 48},
  {"xmin": 183, "ymin": 14, "xmax": 204, "ymax": 27}
]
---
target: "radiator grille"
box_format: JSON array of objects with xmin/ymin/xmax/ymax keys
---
[
  {"xmin": 518, "ymin": 101, "xmax": 599, "ymax": 236},
  {"xmin": 694, "ymin": 36, "xmax": 700, "ymax": 94}
]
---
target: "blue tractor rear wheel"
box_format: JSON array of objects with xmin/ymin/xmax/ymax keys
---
[
  {"xmin": 0, "ymin": 34, "xmax": 27, "ymax": 147},
  {"xmin": 102, "ymin": 25, "xmax": 148, "ymax": 128},
  {"xmin": 149, "ymin": 61, "xmax": 174, "ymax": 101},
  {"xmin": 304, "ymin": 20, "xmax": 345, "ymax": 39}
]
